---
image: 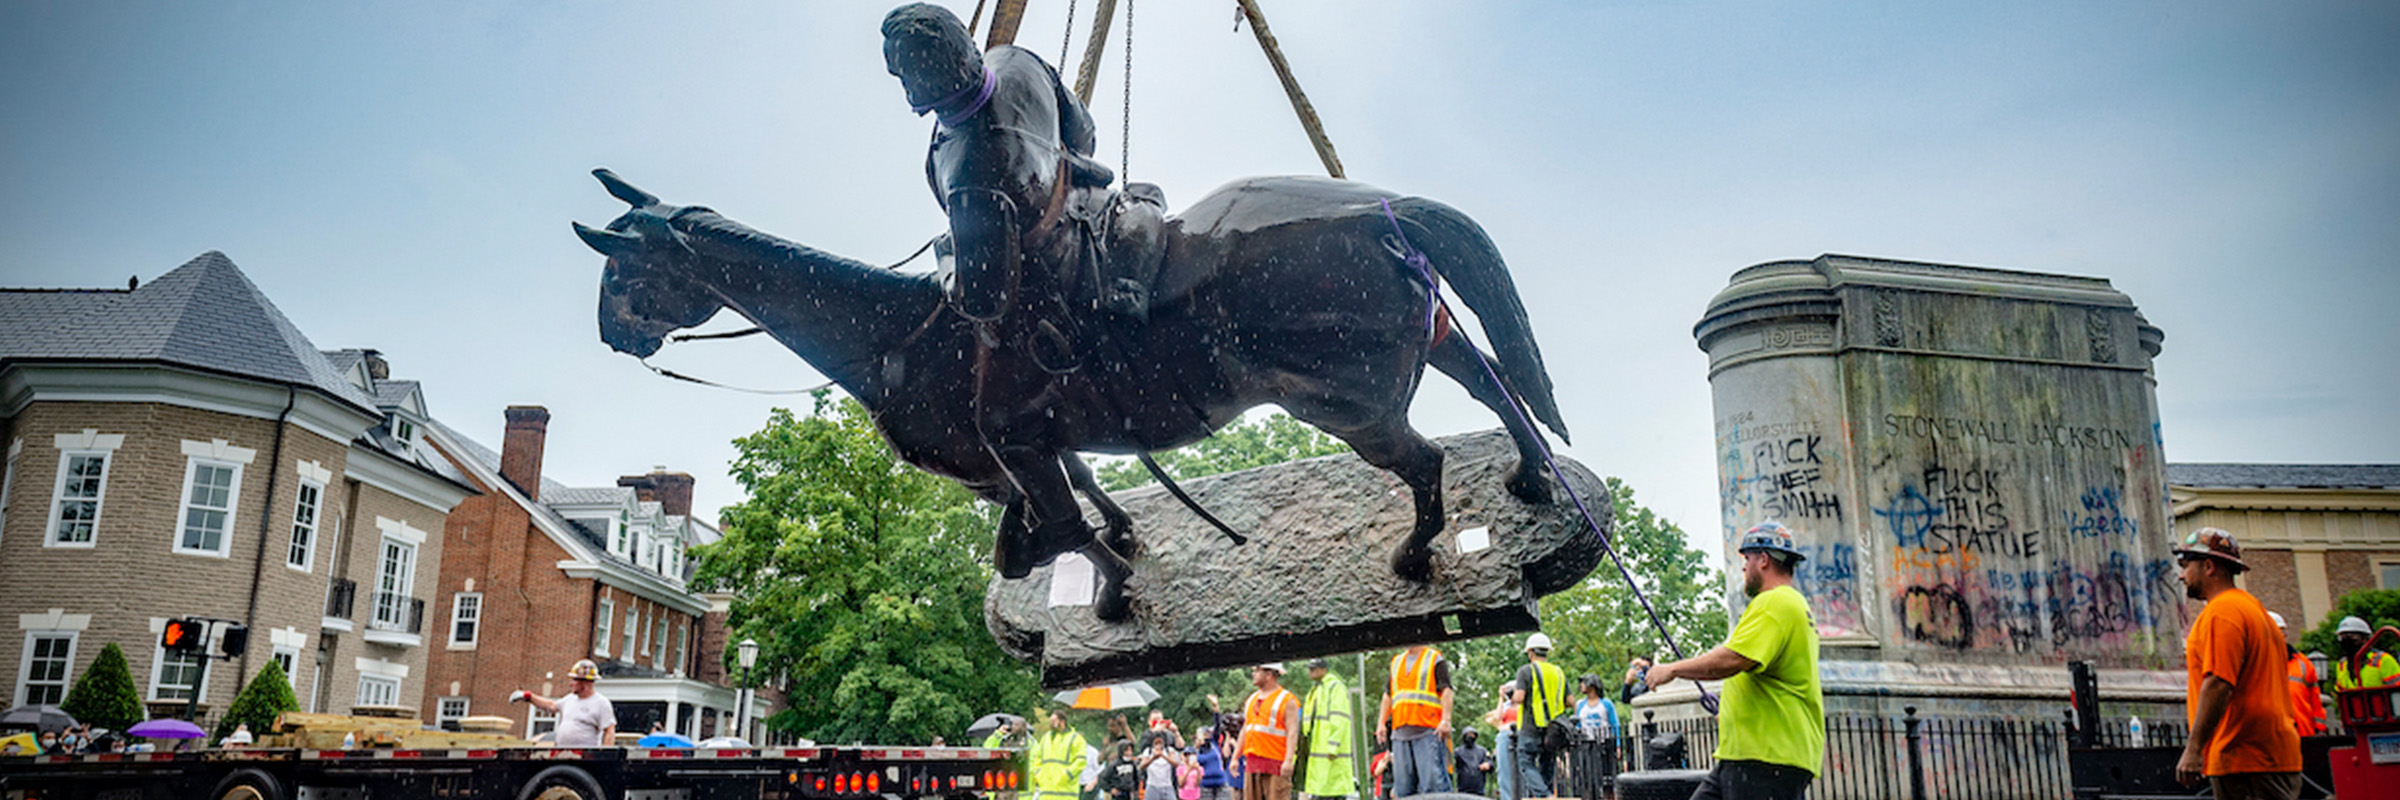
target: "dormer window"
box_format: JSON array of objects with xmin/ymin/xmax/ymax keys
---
[{"xmin": 391, "ymin": 417, "xmax": 417, "ymax": 445}]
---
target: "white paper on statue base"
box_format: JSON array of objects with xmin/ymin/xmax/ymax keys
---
[
  {"xmin": 1456, "ymin": 526, "xmax": 1491, "ymax": 554},
  {"xmin": 1049, "ymin": 552, "xmax": 1096, "ymax": 607}
]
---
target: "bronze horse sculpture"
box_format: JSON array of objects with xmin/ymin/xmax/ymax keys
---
[{"xmin": 578, "ymin": 4, "xmax": 1568, "ymax": 623}]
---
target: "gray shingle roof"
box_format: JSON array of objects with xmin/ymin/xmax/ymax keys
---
[
  {"xmin": 546, "ymin": 485, "xmax": 635, "ymax": 507},
  {"xmin": 0, "ymin": 252, "xmax": 378, "ymax": 414},
  {"xmin": 373, "ymin": 379, "xmax": 421, "ymax": 409},
  {"xmin": 2168, "ymin": 463, "xmax": 2400, "ymax": 490}
]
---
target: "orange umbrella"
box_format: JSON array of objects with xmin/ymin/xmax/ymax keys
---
[{"xmin": 1053, "ymin": 680, "xmax": 1160, "ymax": 710}]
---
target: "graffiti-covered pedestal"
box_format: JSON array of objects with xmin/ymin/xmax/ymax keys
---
[{"xmin": 1689, "ymin": 255, "xmax": 2185, "ymax": 720}]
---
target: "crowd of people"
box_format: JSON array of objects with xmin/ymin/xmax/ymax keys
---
[
  {"xmin": 991, "ymin": 520, "xmax": 1829, "ymax": 800},
  {"xmin": 1000, "ymin": 521, "xmax": 2377, "ymax": 800},
  {"xmin": 0, "ymin": 724, "xmax": 135, "ymax": 756}
]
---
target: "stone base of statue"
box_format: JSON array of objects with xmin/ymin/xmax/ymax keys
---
[{"xmin": 989, "ymin": 429, "xmax": 1609, "ymax": 690}]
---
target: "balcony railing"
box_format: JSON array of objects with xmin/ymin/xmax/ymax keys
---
[
  {"xmin": 368, "ymin": 592, "xmax": 424, "ymax": 635},
  {"xmin": 325, "ymin": 578, "xmax": 356, "ymax": 619}
]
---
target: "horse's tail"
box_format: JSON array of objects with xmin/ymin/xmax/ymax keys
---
[{"xmin": 1392, "ymin": 197, "xmax": 1571, "ymax": 444}]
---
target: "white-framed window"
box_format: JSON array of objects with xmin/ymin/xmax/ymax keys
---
[
  {"xmin": 2379, "ymin": 561, "xmax": 2400, "ymax": 591},
  {"xmin": 594, "ymin": 598, "xmax": 614, "ymax": 657},
  {"xmin": 149, "ymin": 645, "xmax": 208, "ymax": 702},
  {"xmin": 356, "ymin": 674, "xmax": 400, "ymax": 707},
  {"xmin": 621, "ymin": 606, "xmax": 639, "ymax": 663},
  {"xmin": 287, "ymin": 479, "xmax": 324, "ymax": 571},
  {"xmin": 371, "ymin": 536, "xmax": 418, "ymax": 630},
  {"xmin": 435, "ymin": 697, "xmax": 470, "ymax": 730},
  {"xmin": 450, "ymin": 592, "xmax": 482, "ymax": 646},
  {"xmin": 653, "ymin": 535, "xmax": 675, "ymax": 576},
  {"xmin": 391, "ymin": 417, "xmax": 417, "ymax": 445},
  {"xmin": 16, "ymin": 632, "xmax": 78, "ymax": 706},
  {"xmin": 47, "ymin": 451, "xmax": 110, "ymax": 547},
  {"xmin": 651, "ymin": 617, "xmax": 668, "ymax": 664},
  {"xmin": 174, "ymin": 458, "xmax": 243, "ymax": 556},
  {"xmin": 270, "ymin": 646, "xmax": 300, "ymax": 688},
  {"xmin": 529, "ymin": 708, "xmax": 558, "ymax": 738},
  {"xmin": 672, "ymin": 622, "xmax": 688, "ymax": 676}
]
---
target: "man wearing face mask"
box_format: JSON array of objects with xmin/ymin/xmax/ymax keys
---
[{"xmin": 2332, "ymin": 615, "xmax": 2400, "ymax": 691}]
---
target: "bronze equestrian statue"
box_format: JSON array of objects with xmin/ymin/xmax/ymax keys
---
[{"xmin": 577, "ymin": 3, "xmax": 1568, "ymax": 622}]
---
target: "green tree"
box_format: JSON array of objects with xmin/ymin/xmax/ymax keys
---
[
  {"xmin": 1096, "ymin": 413, "xmax": 1349, "ymax": 491},
  {"xmin": 1534, "ymin": 477, "xmax": 1729, "ymax": 688},
  {"xmin": 695, "ymin": 391, "xmax": 1036, "ymax": 745},
  {"xmin": 2299, "ymin": 588, "xmax": 2400, "ymax": 658},
  {"xmin": 212, "ymin": 660, "xmax": 299, "ymax": 741},
  {"xmin": 60, "ymin": 642, "xmax": 144, "ymax": 732}
]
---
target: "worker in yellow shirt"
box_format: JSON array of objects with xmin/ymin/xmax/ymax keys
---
[
  {"xmin": 2333, "ymin": 616, "xmax": 2400, "ymax": 691},
  {"xmin": 1030, "ymin": 710, "xmax": 1091, "ymax": 800}
]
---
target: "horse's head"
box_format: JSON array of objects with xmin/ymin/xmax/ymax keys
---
[
  {"xmin": 574, "ymin": 169, "xmax": 721, "ymax": 359},
  {"xmin": 881, "ymin": 3, "xmax": 983, "ymax": 113}
]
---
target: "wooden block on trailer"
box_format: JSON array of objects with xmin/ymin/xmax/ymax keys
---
[{"xmin": 987, "ymin": 429, "xmax": 1610, "ymax": 690}]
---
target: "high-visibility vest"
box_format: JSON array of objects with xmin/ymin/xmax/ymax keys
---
[
  {"xmin": 1522, "ymin": 660, "xmax": 1568, "ymax": 729},
  {"xmin": 1243, "ymin": 688, "xmax": 1294, "ymax": 762},
  {"xmin": 2336, "ymin": 650, "xmax": 2400, "ymax": 691},
  {"xmin": 2288, "ymin": 651, "xmax": 2327, "ymax": 737},
  {"xmin": 1302, "ymin": 673, "xmax": 1356, "ymax": 797},
  {"xmin": 1029, "ymin": 729, "xmax": 1088, "ymax": 795},
  {"xmin": 1389, "ymin": 648, "xmax": 1444, "ymax": 729}
]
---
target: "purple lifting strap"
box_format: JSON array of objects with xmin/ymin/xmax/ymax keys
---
[{"xmin": 914, "ymin": 68, "xmax": 999, "ymax": 128}]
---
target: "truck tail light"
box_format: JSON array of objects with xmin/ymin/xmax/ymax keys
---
[{"xmin": 868, "ymin": 772, "xmax": 882, "ymax": 793}]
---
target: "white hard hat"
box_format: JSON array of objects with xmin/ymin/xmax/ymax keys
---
[
  {"xmin": 1526, "ymin": 633, "xmax": 1554, "ymax": 652},
  {"xmin": 2341, "ymin": 616, "xmax": 2373, "ymax": 636},
  {"xmin": 1257, "ymin": 663, "xmax": 1286, "ymax": 674},
  {"xmin": 2270, "ymin": 611, "xmax": 2287, "ymax": 630}
]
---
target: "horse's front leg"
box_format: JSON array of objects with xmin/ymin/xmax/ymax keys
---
[
  {"xmin": 977, "ymin": 358, "xmax": 1136, "ymax": 621},
  {"xmin": 1063, "ymin": 453, "xmax": 1137, "ymax": 558},
  {"xmin": 1339, "ymin": 423, "xmax": 1449, "ymax": 582}
]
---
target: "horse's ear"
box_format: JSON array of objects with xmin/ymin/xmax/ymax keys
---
[
  {"xmin": 592, "ymin": 168, "xmax": 659, "ymax": 208},
  {"xmin": 574, "ymin": 222, "xmax": 641, "ymax": 257}
]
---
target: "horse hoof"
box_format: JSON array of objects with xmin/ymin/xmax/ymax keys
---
[
  {"xmin": 1083, "ymin": 542, "xmax": 1136, "ymax": 622},
  {"xmin": 1390, "ymin": 544, "xmax": 1434, "ymax": 583},
  {"xmin": 1507, "ymin": 468, "xmax": 1554, "ymax": 505},
  {"xmin": 996, "ymin": 529, "xmax": 1035, "ymax": 580},
  {"xmin": 1103, "ymin": 524, "xmax": 1138, "ymax": 559}
]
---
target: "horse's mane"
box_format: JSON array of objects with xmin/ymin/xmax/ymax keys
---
[{"xmin": 675, "ymin": 208, "xmax": 940, "ymax": 296}]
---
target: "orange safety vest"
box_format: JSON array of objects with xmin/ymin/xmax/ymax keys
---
[
  {"xmin": 2288, "ymin": 650, "xmax": 2328, "ymax": 737},
  {"xmin": 1389, "ymin": 647, "xmax": 1444, "ymax": 729},
  {"xmin": 1243, "ymin": 688, "xmax": 1294, "ymax": 762}
]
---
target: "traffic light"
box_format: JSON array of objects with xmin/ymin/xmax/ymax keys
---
[
  {"xmin": 160, "ymin": 618, "xmax": 205, "ymax": 653},
  {"xmin": 217, "ymin": 625, "xmax": 248, "ymax": 657}
]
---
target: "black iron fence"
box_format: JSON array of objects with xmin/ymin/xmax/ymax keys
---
[{"xmin": 1623, "ymin": 709, "xmax": 2184, "ymax": 800}]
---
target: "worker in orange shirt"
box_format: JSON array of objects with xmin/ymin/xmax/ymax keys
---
[
  {"xmin": 2270, "ymin": 612, "xmax": 2327, "ymax": 737},
  {"xmin": 2173, "ymin": 528, "xmax": 2302, "ymax": 799}
]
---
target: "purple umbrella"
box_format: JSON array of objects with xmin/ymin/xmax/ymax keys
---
[{"xmin": 126, "ymin": 718, "xmax": 206, "ymax": 739}]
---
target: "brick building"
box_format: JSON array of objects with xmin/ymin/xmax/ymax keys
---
[
  {"xmin": 418, "ymin": 409, "xmax": 759, "ymax": 741},
  {"xmin": 2171, "ymin": 463, "xmax": 2400, "ymax": 642},
  {"xmin": 0, "ymin": 253, "xmax": 475, "ymax": 722}
]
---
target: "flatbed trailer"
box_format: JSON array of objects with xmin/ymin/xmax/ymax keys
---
[{"xmin": 0, "ymin": 744, "xmax": 1022, "ymax": 800}]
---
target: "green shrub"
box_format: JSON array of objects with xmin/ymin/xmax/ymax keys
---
[
  {"xmin": 60, "ymin": 643, "xmax": 144, "ymax": 733},
  {"xmin": 212, "ymin": 660, "xmax": 300, "ymax": 742}
]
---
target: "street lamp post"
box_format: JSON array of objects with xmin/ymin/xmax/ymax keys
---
[{"xmin": 736, "ymin": 638, "xmax": 760, "ymax": 744}]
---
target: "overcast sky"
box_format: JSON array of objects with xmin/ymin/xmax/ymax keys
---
[{"xmin": 3, "ymin": 2, "xmax": 2394, "ymax": 562}]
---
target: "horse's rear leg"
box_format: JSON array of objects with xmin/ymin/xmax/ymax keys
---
[
  {"xmin": 1429, "ymin": 333, "xmax": 1554, "ymax": 505},
  {"xmin": 1339, "ymin": 423, "xmax": 1448, "ymax": 582},
  {"xmin": 1064, "ymin": 453, "xmax": 1136, "ymax": 557}
]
